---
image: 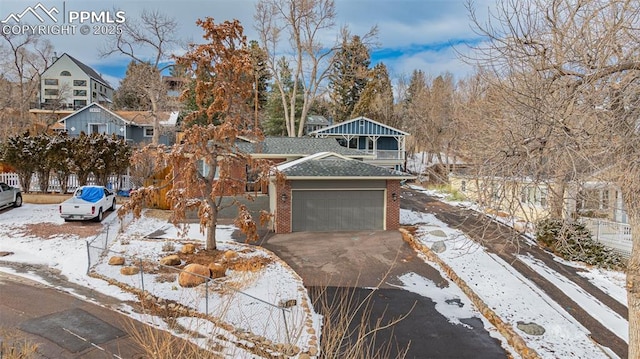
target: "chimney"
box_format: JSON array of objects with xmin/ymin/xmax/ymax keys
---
[{"xmin": 52, "ymin": 52, "xmax": 58, "ymax": 62}]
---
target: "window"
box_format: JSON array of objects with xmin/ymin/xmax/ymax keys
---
[
  {"xmin": 44, "ymin": 79, "xmax": 58, "ymax": 85},
  {"xmin": 73, "ymin": 90, "xmax": 87, "ymax": 96},
  {"xmin": 602, "ymin": 190, "xmax": 609, "ymax": 209},
  {"xmin": 94, "ymin": 83, "xmax": 97, "ymax": 89},
  {"xmin": 89, "ymin": 123, "xmax": 107, "ymax": 134},
  {"xmin": 73, "ymin": 100, "xmax": 87, "ymax": 108},
  {"xmin": 44, "ymin": 88, "xmax": 59, "ymax": 96},
  {"xmin": 144, "ymin": 127, "xmax": 154, "ymax": 137},
  {"xmin": 73, "ymin": 80, "xmax": 86, "ymax": 86},
  {"xmin": 197, "ymin": 160, "xmax": 220, "ymax": 179},
  {"xmin": 60, "ymin": 71, "xmax": 71, "ymax": 76}
]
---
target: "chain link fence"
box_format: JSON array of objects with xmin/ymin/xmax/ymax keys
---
[{"xmin": 85, "ymin": 221, "xmax": 309, "ymax": 349}]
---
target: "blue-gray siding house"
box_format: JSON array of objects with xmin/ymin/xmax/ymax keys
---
[
  {"xmin": 309, "ymin": 116, "xmax": 409, "ymax": 170},
  {"xmin": 57, "ymin": 103, "xmax": 177, "ymax": 146}
]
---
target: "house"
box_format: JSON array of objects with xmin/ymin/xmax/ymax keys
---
[
  {"xmin": 309, "ymin": 116, "xmax": 409, "ymax": 170},
  {"xmin": 38, "ymin": 53, "xmax": 114, "ymax": 110},
  {"xmin": 304, "ymin": 115, "xmax": 331, "ymax": 135},
  {"xmin": 57, "ymin": 102, "xmax": 178, "ymax": 146},
  {"xmin": 268, "ymin": 152, "xmax": 414, "ymax": 233}
]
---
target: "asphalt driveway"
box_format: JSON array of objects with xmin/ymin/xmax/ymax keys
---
[{"xmin": 260, "ymin": 230, "xmax": 508, "ymax": 358}]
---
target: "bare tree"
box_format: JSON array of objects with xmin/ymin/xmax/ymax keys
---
[
  {"xmin": 254, "ymin": 0, "xmax": 337, "ymax": 137},
  {"xmin": 465, "ymin": 0, "xmax": 640, "ymax": 355},
  {"xmin": 0, "ymin": 31, "xmax": 53, "ymax": 137},
  {"xmin": 101, "ymin": 9, "xmax": 181, "ymax": 144}
]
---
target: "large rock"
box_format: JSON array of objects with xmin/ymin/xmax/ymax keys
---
[
  {"xmin": 108, "ymin": 256, "xmax": 125, "ymax": 265},
  {"xmin": 120, "ymin": 266, "xmax": 140, "ymax": 275},
  {"xmin": 431, "ymin": 240, "xmax": 447, "ymax": 253},
  {"xmin": 517, "ymin": 321, "xmax": 545, "ymax": 336},
  {"xmin": 160, "ymin": 254, "xmax": 181, "ymax": 266},
  {"xmin": 178, "ymin": 263, "xmax": 211, "ymax": 288},
  {"xmin": 208, "ymin": 262, "xmax": 227, "ymax": 278},
  {"xmin": 429, "ymin": 229, "xmax": 448, "ymax": 238},
  {"xmin": 180, "ymin": 243, "xmax": 196, "ymax": 254},
  {"xmin": 223, "ymin": 250, "xmax": 238, "ymax": 261}
]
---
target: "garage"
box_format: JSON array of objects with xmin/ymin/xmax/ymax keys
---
[
  {"xmin": 270, "ymin": 152, "xmax": 413, "ymax": 233},
  {"xmin": 291, "ymin": 190, "xmax": 384, "ymax": 231}
]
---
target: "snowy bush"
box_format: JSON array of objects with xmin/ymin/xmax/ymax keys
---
[{"xmin": 535, "ymin": 218, "xmax": 625, "ymax": 269}]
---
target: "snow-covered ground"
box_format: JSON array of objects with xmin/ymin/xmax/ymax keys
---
[
  {"xmin": 402, "ymin": 186, "xmax": 628, "ymax": 359},
  {"xmin": 0, "ymin": 204, "xmax": 319, "ymax": 358},
  {"xmin": 0, "ymin": 192, "xmax": 629, "ymax": 358}
]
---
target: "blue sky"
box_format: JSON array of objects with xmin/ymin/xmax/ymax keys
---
[{"xmin": 1, "ymin": 0, "xmax": 489, "ymax": 88}]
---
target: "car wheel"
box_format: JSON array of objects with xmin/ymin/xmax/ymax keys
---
[
  {"xmin": 110, "ymin": 199, "xmax": 116, "ymax": 211},
  {"xmin": 13, "ymin": 194, "xmax": 22, "ymax": 207},
  {"xmin": 95, "ymin": 208, "xmax": 103, "ymax": 222}
]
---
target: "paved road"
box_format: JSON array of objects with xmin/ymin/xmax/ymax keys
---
[
  {"xmin": 401, "ymin": 187, "xmax": 628, "ymax": 358},
  {"xmin": 261, "ymin": 231, "xmax": 508, "ymax": 358},
  {"xmin": 0, "ymin": 271, "xmax": 170, "ymax": 359}
]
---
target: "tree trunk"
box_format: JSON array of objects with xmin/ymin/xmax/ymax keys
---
[
  {"xmin": 627, "ymin": 211, "xmax": 640, "ymax": 359},
  {"xmin": 206, "ymin": 219, "xmax": 217, "ymax": 251}
]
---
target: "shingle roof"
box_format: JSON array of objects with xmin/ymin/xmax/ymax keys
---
[
  {"xmin": 277, "ymin": 152, "xmax": 413, "ymax": 178},
  {"xmin": 237, "ymin": 137, "xmax": 368, "ymax": 157},
  {"xmin": 116, "ymin": 111, "xmax": 179, "ymax": 126}
]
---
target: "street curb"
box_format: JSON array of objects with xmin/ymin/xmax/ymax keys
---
[{"xmin": 399, "ymin": 228, "xmax": 541, "ymax": 359}]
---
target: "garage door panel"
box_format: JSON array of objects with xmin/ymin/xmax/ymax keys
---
[{"xmin": 292, "ymin": 190, "xmax": 384, "ymax": 232}]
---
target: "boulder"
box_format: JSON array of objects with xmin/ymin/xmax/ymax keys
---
[
  {"xmin": 223, "ymin": 250, "xmax": 238, "ymax": 261},
  {"xmin": 431, "ymin": 240, "xmax": 447, "ymax": 253},
  {"xmin": 178, "ymin": 263, "xmax": 211, "ymax": 287},
  {"xmin": 108, "ymin": 256, "xmax": 125, "ymax": 265},
  {"xmin": 517, "ymin": 321, "xmax": 545, "ymax": 336},
  {"xmin": 429, "ymin": 229, "xmax": 448, "ymax": 238},
  {"xmin": 180, "ymin": 243, "xmax": 196, "ymax": 254},
  {"xmin": 120, "ymin": 266, "xmax": 140, "ymax": 275},
  {"xmin": 208, "ymin": 262, "xmax": 227, "ymax": 278},
  {"xmin": 160, "ymin": 254, "xmax": 181, "ymax": 266}
]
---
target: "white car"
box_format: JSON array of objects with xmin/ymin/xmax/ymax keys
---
[
  {"xmin": 59, "ymin": 185, "xmax": 116, "ymax": 222},
  {"xmin": 0, "ymin": 182, "xmax": 22, "ymax": 209}
]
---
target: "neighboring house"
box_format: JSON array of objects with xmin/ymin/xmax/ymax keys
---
[
  {"xmin": 309, "ymin": 116, "xmax": 409, "ymax": 170},
  {"xmin": 38, "ymin": 53, "xmax": 114, "ymax": 110},
  {"xmin": 304, "ymin": 115, "xmax": 331, "ymax": 135},
  {"xmin": 58, "ymin": 102, "xmax": 178, "ymax": 146},
  {"xmin": 448, "ymin": 171, "xmax": 632, "ymax": 256},
  {"xmin": 269, "ymin": 152, "xmax": 414, "ymax": 233}
]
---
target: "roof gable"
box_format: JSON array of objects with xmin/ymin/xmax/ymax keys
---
[
  {"xmin": 59, "ymin": 102, "xmax": 129, "ymax": 125},
  {"xmin": 46, "ymin": 53, "xmax": 112, "ymax": 89},
  {"xmin": 310, "ymin": 116, "xmax": 409, "ymax": 136}
]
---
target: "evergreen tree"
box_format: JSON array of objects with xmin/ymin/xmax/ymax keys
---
[
  {"xmin": 263, "ymin": 57, "xmax": 303, "ymax": 135},
  {"xmin": 328, "ymin": 35, "xmax": 371, "ymax": 122},
  {"xmin": 248, "ymin": 40, "xmax": 271, "ymax": 126},
  {"xmin": 352, "ymin": 62, "xmax": 396, "ymax": 127}
]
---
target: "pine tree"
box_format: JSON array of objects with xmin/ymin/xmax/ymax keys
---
[
  {"xmin": 352, "ymin": 63, "xmax": 396, "ymax": 126},
  {"xmin": 328, "ymin": 35, "xmax": 371, "ymax": 122}
]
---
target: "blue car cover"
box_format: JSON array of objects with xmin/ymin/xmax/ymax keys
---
[{"xmin": 79, "ymin": 187, "xmax": 104, "ymax": 203}]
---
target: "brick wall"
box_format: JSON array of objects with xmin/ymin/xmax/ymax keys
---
[
  {"xmin": 386, "ymin": 180, "xmax": 401, "ymax": 230},
  {"xmin": 274, "ymin": 181, "xmax": 292, "ymax": 233}
]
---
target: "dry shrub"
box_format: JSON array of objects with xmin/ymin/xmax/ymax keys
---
[
  {"xmin": 227, "ymin": 256, "xmax": 271, "ymax": 272},
  {"xmin": 0, "ymin": 327, "xmax": 39, "ymax": 359},
  {"xmin": 156, "ymin": 273, "xmax": 177, "ymax": 283},
  {"xmin": 121, "ymin": 318, "xmax": 222, "ymax": 359}
]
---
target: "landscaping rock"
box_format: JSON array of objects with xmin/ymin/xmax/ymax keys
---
[
  {"xmin": 160, "ymin": 254, "xmax": 181, "ymax": 266},
  {"xmin": 178, "ymin": 263, "xmax": 210, "ymax": 287},
  {"xmin": 108, "ymin": 256, "xmax": 125, "ymax": 265},
  {"xmin": 517, "ymin": 321, "xmax": 546, "ymax": 336},
  {"xmin": 223, "ymin": 250, "xmax": 238, "ymax": 261},
  {"xmin": 120, "ymin": 266, "xmax": 140, "ymax": 275},
  {"xmin": 431, "ymin": 240, "xmax": 447, "ymax": 253},
  {"xmin": 208, "ymin": 262, "xmax": 227, "ymax": 278},
  {"xmin": 180, "ymin": 243, "xmax": 196, "ymax": 254},
  {"xmin": 430, "ymin": 229, "xmax": 448, "ymax": 238}
]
